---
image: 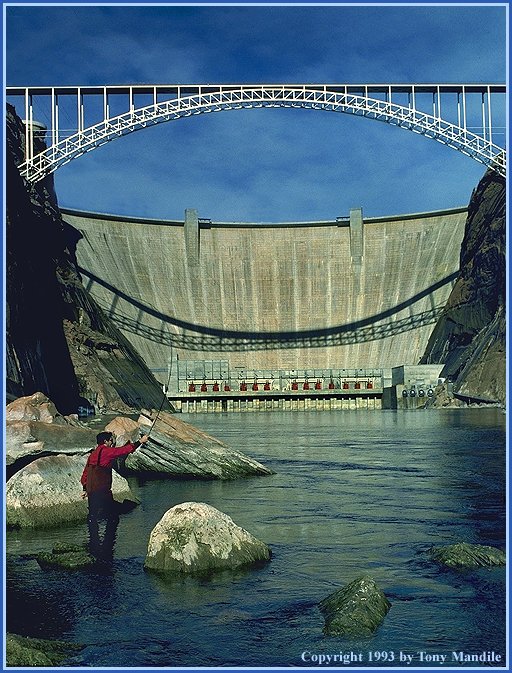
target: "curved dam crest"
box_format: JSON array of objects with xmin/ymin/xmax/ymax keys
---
[{"xmin": 64, "ymin": 207, "xmax": 467, "ymax": 379}]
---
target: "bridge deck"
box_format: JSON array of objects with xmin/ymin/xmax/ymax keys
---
[{"xmin": 7, "ymin": 82, "xmax": 506, "ymax": 181}]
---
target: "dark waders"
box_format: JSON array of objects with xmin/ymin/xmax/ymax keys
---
[{"xmin": 87, "ymin": 491, "xmax": 120, "ymax": 562}]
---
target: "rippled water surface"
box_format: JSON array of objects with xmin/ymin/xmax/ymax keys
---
[{"xmin": 6, "ymin": 409, "xmax": 507, "ymax": 668}]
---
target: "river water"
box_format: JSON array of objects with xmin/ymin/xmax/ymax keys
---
[{"xmin": 6, "ymin": 409, "xmax": 507, "ymax": 669}]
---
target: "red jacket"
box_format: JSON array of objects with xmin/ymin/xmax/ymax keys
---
[{"xmin": 81, "ymin": 441, "xmax": 140, "ymax": 494}]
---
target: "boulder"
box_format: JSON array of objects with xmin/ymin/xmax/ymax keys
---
[
  {"xmin": 318, "ymin": 576, "xmax": 391, "ymax": 637},
  {"xmin": 144, "ymin": 502, "xmax": 271, "ymax": 575},
  {"xmin": 6, "ymin": 633, "xmax": 83, "ymax": 667},
  {"xmin": 122, "ymin": 410, "xmax": 274, "ymax": 480},
  {"xmin": 6, "ymin": 420, "xmax": 96, "ymax": 474},
  {"xmin": 6, "ymin": 454, "xmax": 138, "ymax": 528},
  {"xmin": 429, "ymin": 542, "xmax": 506, "ymax": 569},
  {"xmin": 35, "ymin": 542, "xmax": 96, "ymax": 571},
  {"xmin": 105, "ymin": 416, "xmax": 140, "ymax": 446},
  {"xmin": 5, "ymin": 392, "xmax": 77, "ymax": 425}
]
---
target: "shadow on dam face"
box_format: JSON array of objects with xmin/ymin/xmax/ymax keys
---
[
  {"xmin": 78, "ymin": 266, "xmax": 457, "ymax": 353},
  {"xmin": 66, "ymin": 206, "xmax": 467, "ymax": 370}
]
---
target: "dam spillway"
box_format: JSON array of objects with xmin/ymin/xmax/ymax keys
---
[{"xmin": 64, "ymin": 206, "xmax": 467, "ymax": 391}]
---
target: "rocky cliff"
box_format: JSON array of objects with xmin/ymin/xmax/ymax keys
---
[
  {"xmin": 6, "ymin": 104, "xmax": 169, "ymax": 415},
  {"xmin": 420, "ymin": 168, "xmax": 506, "ymax": 405}
]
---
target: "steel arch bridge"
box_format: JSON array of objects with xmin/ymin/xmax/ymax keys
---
[{"xmin": 6, "ymin": 83, "xmax": 507, "ymax": 183}]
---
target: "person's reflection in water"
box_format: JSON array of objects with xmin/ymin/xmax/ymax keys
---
[
  {"xmin": 81, "ymin": 430, "xmax": 149, "ymax": 562},
  {"xmin": 87, "ymin": 498, "xmax": 120, "ymax": 563}
]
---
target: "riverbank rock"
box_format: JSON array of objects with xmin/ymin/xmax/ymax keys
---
[
  {"xmin": 105, "ymin": 416, "xmax": 140, "ymax": 446},
  {"xmin": 6, "ymin": 633, "xmax": 83, "ymax": 667},
  {"xmin": 6, "ymin": 454, "xmax": 138, "ymax": 528},
  {"xmin": 6, "ymin": 392, "xmax": 81, "ymax": 425},
  {"xmin": 429, "ymin": 542, "xmax": 506, "ymax": 569},
  {"xmin": 120, "ymin": 410, "xmax": 274, "ymax": 480},
  {"xmin": 318, "ymin": 576, "xmax": 391, "ymax": 637},
  {"xmin": 6, "ymin": 420, "xmax": 96, "ymax": 476},
  {"xmin": 144, "ymin": 502, "xmax": 271, "ymax": 575},
  {"xmin": 35, "ymin": 542, "xmax": 96, "ymax": 571},
  {"xmin": 424, "ymin": 383, "xmax": 468, "ymax": 409}
]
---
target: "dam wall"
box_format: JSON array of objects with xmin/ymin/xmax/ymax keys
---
[{"xmin": 64, "ymin": 207, "xmax": 467, "ymax": 384}]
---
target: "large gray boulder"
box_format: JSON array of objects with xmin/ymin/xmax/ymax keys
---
[
  {"xmin": 318, "ymin": 576, "xmax": 391, "ymax": 637},
  {"xmin": 144, "ymin": 502, "xmax": 271, "ymax": 575},
  {"xmin": 6, "ymin": 454, "xmax": 138, "ymax": 528},
  {"xmin": 6, "ymin": 420, "xmax": 96, "ymax": 472},
  {"xmin": 429, "ymin": 542, "xmax": 506, "ymax": 569},
  {"xmin": 120, "ymin": 410, "xmax": 274, "ymax": 480}
]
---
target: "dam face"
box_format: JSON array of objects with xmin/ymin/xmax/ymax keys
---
[{"xmin": 64, "ymin": 207, "xmax": 467, "ymax": 385}]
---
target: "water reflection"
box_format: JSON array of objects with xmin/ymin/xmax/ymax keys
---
[
  {"xmin": 86, "ymin": 499, "xmax": 120, "ymax": 563},
  {"xmin": 6, "ymin": 409, "xmax": 506, "ymax": 667}
]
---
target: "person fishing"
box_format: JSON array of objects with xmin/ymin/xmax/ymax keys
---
[{"xmin": 81, "ymin": 430, "xmax": 149, "ymax": 560}]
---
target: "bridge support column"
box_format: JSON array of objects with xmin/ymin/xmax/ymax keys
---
[{"xmin": 184, "ymin": 208, "xmax": 200, "ymax": 265}]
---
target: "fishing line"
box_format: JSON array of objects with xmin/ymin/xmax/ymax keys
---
[
  {"xmin": 85, "ymin": 247, "xmax": 176, "ymax": 440},
  {"xmin": 145, "ymin": 352, "xmax": 174, "ymax": 439}
]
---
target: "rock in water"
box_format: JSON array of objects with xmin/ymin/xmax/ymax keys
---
[
  {"xmin": 36, "ymin": 543, "xmax": 96, "ymax": 570},
  {"xmin": 318, "ymin": 576, "xmax": 391, "ymax": 637},
  {"xmin": 123, "ymin": 410, "xmax": 274, "ymax": 480},
  {"xmin": 6, "ymin": 633, "xmax": 83, "ymax": 667},
  {"xmin": 6, "ymin": 454, "xmax": 138, "ymax": 528},
  {"xmin": 144, "ymin": 502, "xmax": 271, "ymax": 574},
  {"xmin": 429, "ymin": 542, "xmax": 506, "ymax": 569}
]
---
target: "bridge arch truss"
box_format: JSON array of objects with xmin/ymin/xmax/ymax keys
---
[{"xmin": 6, "ymin": 83, "xmax": 507, "ymax": 182}]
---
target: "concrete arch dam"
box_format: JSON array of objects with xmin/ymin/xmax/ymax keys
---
[{"xmin": 64, "ymin": 206, "xmax": 467, "ymax": 382}]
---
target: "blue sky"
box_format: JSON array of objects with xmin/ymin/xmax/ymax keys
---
[{"xmin": 4, "ymin": 3, "xmax": 508, "ymax": 222}]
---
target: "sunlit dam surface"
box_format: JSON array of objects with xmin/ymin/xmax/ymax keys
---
[
  {"xmin": 67, "ymin": 207, "xmax": 467, "ymax": 374},
  {"xmin": 6, "ymin": 409, "xmax": 506, "ymax": 667}
]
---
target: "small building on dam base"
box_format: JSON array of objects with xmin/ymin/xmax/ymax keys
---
[{"xmin": 63, "ymin": 205, "xmax": 467, "ymax": 411}]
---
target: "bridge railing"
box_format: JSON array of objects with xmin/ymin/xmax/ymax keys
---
[{"xmin": 6, "ymin": 83, "xmax": 507, "ymax": 181}]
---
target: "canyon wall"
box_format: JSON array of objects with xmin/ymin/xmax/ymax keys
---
[
  {"xmin": 420, "ymin": 168, "xmax": 506, "ymax": 404},
  {"xmin": 6, "ymin": 104, "xmax": 168, "ymax": 414}
]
